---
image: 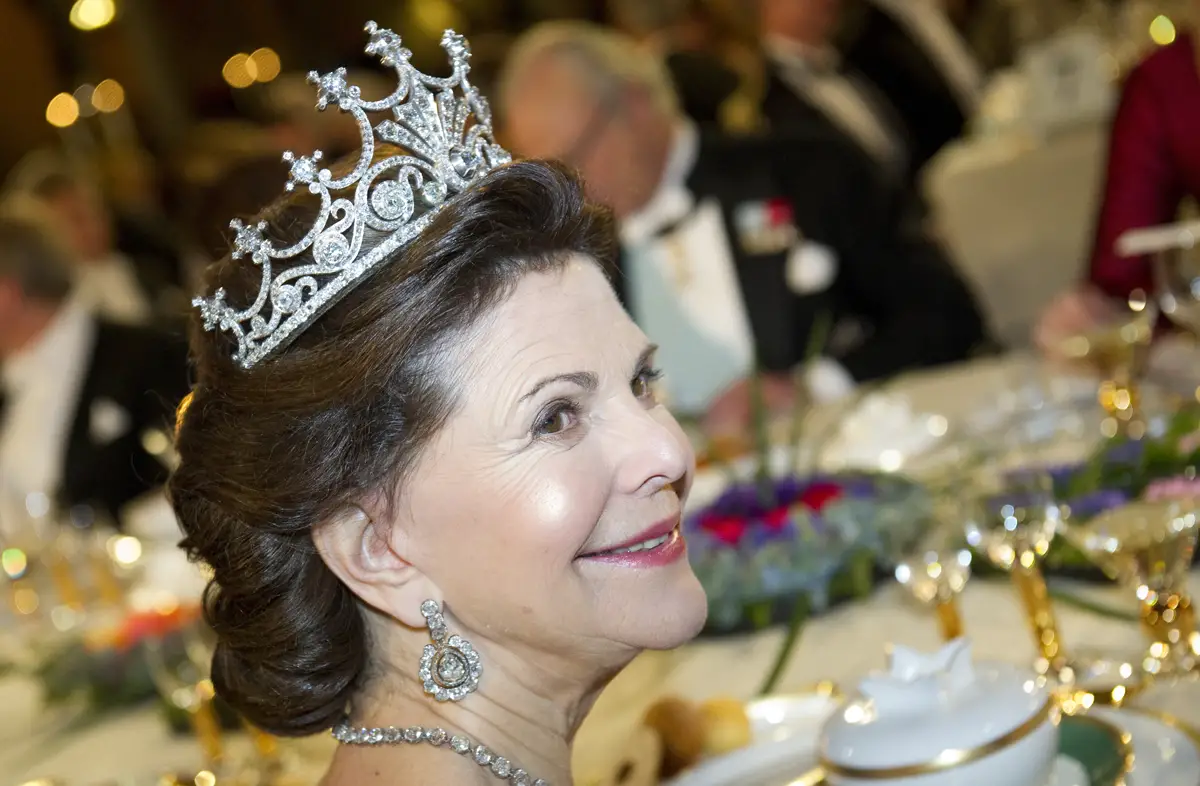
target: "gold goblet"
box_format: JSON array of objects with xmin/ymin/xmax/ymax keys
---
[
  {"xmin": 1064, "ymin": 498, "xmax": 1200, "ymax": 675},
  {"xmin": 144, "ymin": 632, "xmax": 226, "ymax": 771},
  {"xmin": 965, "ymin": 484, "xmax": 1068, "ymax": 675},
  {"xmin": 1057, "ymin": 290, "xmax": 1156, "ymax": 439},
  {"xmin": 894, "ymin": 548, "xmax": 973, "ymax": 641}
]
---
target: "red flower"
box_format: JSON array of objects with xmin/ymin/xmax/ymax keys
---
[
  {"xmin": 762, "ymin": 506, "xmax": 790, "ymax": 531},
  {"xmin": 798, "ymin": 482, "xmax": 843, "ymax": 513},
  {"xmin": 699, "ymin": 515, "xmax": 749, "ymax": 546},
  {"xmin": 113, "ymin": 604, "xmax": 201, "ymax": 651}
]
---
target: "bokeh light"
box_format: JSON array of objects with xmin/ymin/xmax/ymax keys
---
[
  {"xmin": 1, "ymin": 547, "xmax": 28, "ymax": 579},
  {"xmin": 106, "ymin": 534, "xmax": 143, "ymax": 566},
  {"xmin": 1150, "ymin": 15, "xmax": 1176, "ymax": 46},
  {"xmin": 222, "ymin": 52, "xmax": 258, "ymax": 89},
  {"xmin": 69, "ymin": 0, "xmax": 116, "ymax": 31},
  {"xmin": 250, "ymin": 48, "xmax": 282, "ymax": 83},
  {"xmin": 73, "ymin": 84, "xmax": 97, "ymax": 117},
  {"xmin": 46, "ymin": 93, "xmax": 79, "ymax": 128},
  {"xmin": 92, "ymin": 78, "xmax": 125, "ymax": 113},
  {"xmin": 13, "ymin": 587, "xmax": 39, "ymax": 615}
]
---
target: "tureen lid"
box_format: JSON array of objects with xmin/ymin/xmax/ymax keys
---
[{"xmin": 818, "ymin": 639, "xmax": 1054, "ymax": 774}]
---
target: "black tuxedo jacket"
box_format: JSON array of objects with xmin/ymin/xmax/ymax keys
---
[
  {"xmin": 58, "ymin": 318, "xmax": 190, "ymax": 523},
  {"xmin": 838, "ymin": 1, "xmax": 969, "ymax": 177},
  {"xmin": 610, "ymin": 131, "xmax": 987, "ymax": 382},
  {"xmin": 665, "ymin": 51, "xmax": 741, "ymax": 129},
  {"xmin": 758, "ymin": 58, "xmax": 912, "ymax": 186}
]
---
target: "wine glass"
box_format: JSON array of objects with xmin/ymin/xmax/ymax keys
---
[
  {"xmin": 1057, "ymin": 289, "xmax": 1157, "ymax": 439},
  {"xmin": 964, "ymin": 458, "xmax": 1070, "ymax": 675},
  {"xmin": 892, "ymin": 494, "xmax": 975, "ymax": 643},
  {"xmin": 143, "ymin": 627, "xmax": 227, "ymax": 774},
  {"xmin": 1062, "ymin": 498, "xmax": 1200, "ymax": 676}
]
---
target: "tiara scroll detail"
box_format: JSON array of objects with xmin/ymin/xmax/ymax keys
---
[{"xmin": 192, "ymin": 23, "xmax": 511, "ymax": 369}]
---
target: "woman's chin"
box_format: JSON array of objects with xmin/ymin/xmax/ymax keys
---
[{"xmin": 614, "ymin": 572, "xmax": 709, "ymax": 650}]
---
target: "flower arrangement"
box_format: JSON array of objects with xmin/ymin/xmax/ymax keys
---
[
  {"xmin": 686, "ymin": 319, "xmax": 933, "ymax": 692},
  {"xmin": 687, "ymin": 471, "xmax": 930, "ymax": 634},
  {"xmin": 26, "ymin": 602, "xmax": 238, "ymax": 731},
  {"xmin": 1009, "ymin": 405, "xmax": 1200, "ymax": 575},
  {"xmin": 35, "ymin": 604, "xmax": 201, "ymax": 709}
]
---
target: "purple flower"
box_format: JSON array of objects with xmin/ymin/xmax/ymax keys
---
[
  {"xmin": 1102, "ymin": 440, "xmax": 1145, "ymax": 465},
  {"xmin": 747, "ymin": 520, "xmax": 795, "ymax": 549},
  {"xmin": 1066, "ymin": 490, "xmax": 1128, "ymax": 518}
]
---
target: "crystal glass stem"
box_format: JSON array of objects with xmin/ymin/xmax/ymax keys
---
[
  {"xmin": 935, "ymin": 599, "xmax": 964, "ymax": 642},
  {"xmin": 1142, "ymin": 591, "xmax": 1200, "ymax": 667},
  {"xmin": 46, "ymin": 553, "xmax": 84, "ymax": 611},
  {"xmin": 1097, "ymin": 375, "xmax": 1144, "ymax": 439},
  {"xmin": 192, "ymin": 679, "xmax": 225, "ymax": 767},
  {"xmin": 90, "ymin": 550, "xmax": 124, "ymax": 606},
  {"xmin": 243, "ymin": 718, "xmax": 280, "ymax": 762},
  {"xmin": 1011, "ymin": 557, "xmax": 1067, "ymax": 671}
]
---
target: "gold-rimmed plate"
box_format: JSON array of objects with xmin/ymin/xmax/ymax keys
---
[
  {"xmin": 664, "ymin": 684, "xmax": 842, "ymax": 786},
  {"xmin": 1087, "ymin": 707, "xmax": 1200, "ymax": 786}
]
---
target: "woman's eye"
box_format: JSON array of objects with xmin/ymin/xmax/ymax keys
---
[
  {"xmin": 631, "ymin": 367, "xmax": 663, "ymax": 402},
  {"xmin": 535, "ymin": 405, "xmax": 577, "ymax": 436}
]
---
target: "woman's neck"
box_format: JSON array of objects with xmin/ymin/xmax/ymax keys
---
[{"xmin": 336, "ymin": 631, "xmax": 631, "ymax": 785}]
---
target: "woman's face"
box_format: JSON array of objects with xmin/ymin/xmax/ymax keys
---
[{"xmin": 397, "ymin": 256, "xmax": 707, "ymax": 661}]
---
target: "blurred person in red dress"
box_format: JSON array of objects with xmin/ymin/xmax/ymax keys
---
[{"xmin": 1036, "ymin": 16, "xmax": 1200, "ymax": 357}]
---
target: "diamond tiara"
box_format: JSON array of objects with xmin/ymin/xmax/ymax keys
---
[{"xmin": 192, "ymin": 23, "xmax": 512, "ymax": 369}]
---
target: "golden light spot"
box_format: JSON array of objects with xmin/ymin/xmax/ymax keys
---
[
  {"xmin": 222, "ymin": 53, "xmax": 258, "ymax": 89},
  {"xmin": 92, "ymin": 78, "xmax": 125, "ymax": 112},
  {"xmin": 69, "ymin": 0, "xmax": 115, "ymax": 31},
  {"xmin": 13, "ymin": 587, "xmax": 40, "ymax": 615},
  {"xmin": 412, "ymin": 0, "xmax": 463, "ymax": 36},
  {"xmin": 250, "ymin": 48, "xmax": 281, "ymax": 83},
  {"xmin": 46, "ymin": 92, "xmax": 80, "ymax": 128},
  {"xmin": 1150, "ymin": 15, "xmax": 1177, "ymax": 46}
]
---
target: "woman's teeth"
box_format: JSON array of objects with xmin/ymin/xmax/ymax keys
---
[{"xmin": 605, "ymin": 532, "xmax": 671, "ymax": 555}]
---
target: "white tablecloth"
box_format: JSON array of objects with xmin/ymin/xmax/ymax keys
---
[
  {"xmin": 924, "ymin": 123, "xmax": 1111, "ymax": 350},
  {"xmin": 2, "ymin": 354, "xmax": 1189, "ymax": 786}
]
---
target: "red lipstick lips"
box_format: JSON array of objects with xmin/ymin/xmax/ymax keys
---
[{"xmin": 577, "ymin": 515, "xmax": 686, "ymax": 568}]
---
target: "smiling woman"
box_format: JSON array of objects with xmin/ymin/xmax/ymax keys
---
[{"xmin": 169, "ymin": 24, "xmax": 707, "ymax": 786}]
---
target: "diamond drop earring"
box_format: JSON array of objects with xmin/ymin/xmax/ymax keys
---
[{"xmin": 418, "ymin": 599, "xmax": 482, "ymax": 702}]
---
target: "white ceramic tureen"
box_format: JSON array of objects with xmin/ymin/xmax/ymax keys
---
[{"xmin": 817, "ymin": 639, "xmax": 1060, "ymax": 786}]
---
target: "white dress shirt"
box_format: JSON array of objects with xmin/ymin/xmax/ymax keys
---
[
  {"xmin": 622, "ymin": 122, "xmax": 854, "ymax": 415},
  {"xmin": 0, "ymin": 297, "xmax": 94, "ymax": 525},
  {"xmin": 764, "ymin": 35, "xmax": 905, "ymax": 173},
  {"xmin": 870, "ymin": 0, "xmax": 983, "ymax": 112}
]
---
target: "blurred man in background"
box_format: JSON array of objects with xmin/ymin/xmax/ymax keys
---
[
  {"xmin": 6, "ymin": 153, "xmax": 187, "ymax": 327},
  {"xmin": 757, "ymin": 0, "xmax": 979, "ymax": 185},
  {"xmin": 838, "ymin": 0, "xmax": 981, "ymax": 174},
  {"xmin": 498, "ymin": 22, "xmax": 986, "ymax": 437},
  {"xmin": 757, "ymin": 0, "xmax": 910, "ymax": 181},
  {"xmin": 608, "ymin": 0, "xmax": 762, "ymax": 132},
  {"xmin": 0, "ymin": 204, "xmax": 188, "ymax": 526}
]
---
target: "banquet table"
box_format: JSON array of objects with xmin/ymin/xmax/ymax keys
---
[{"xmin": 4, "ymin": 353, "xmax": 1198, "ymax": 786}]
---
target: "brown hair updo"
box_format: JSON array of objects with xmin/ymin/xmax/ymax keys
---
[{"xmin": 170, "ymin": 148, "xmax": 617, "ymax": 737}]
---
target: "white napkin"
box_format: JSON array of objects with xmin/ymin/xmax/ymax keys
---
[{"xmin": 818, "ymin": 393, "xmax": 944, "ymax": 473}]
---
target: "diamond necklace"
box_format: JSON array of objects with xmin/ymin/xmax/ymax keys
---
[{"xmin": 332, "ymin": 719, "xmax": 549, "ymax": 786}]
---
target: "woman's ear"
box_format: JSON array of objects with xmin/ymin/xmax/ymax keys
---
[{"xmin": 312, "ymin": 505, "xmax": 440, "ymax": 628}]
